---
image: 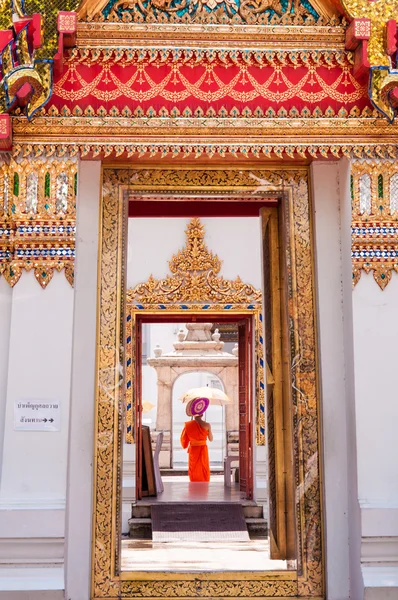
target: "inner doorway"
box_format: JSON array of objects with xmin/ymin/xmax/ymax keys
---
[
  {"xmin": 172, "ymin": 371, "xmax": 226, "ymax": 471},
  {"xmin": 135, "ymin": 315, "xmax": 254, "ymax": 503}
]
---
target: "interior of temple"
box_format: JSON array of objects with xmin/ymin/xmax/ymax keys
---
[
  {"xmin": 120, "ymin": 214, "xmax": 295, "ymax": 572},
  {"xmin": 121, "ymin": 320, "xmax": 287, "ymax": 572}
]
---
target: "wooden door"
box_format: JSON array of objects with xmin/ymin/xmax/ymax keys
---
[
  {"xmin": 135, "ymin": 319, "xmax": 143, "ymax": 500},
  {"xmin": 261, "ymin": 206, "xmax": 295, "ymax": 560},
  {"xmin": 238, "ymin": 319, "xmax": 253, "ymax": 500}
]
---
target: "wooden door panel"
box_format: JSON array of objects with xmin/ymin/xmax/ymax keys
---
[
  {"xmin": 261, "ymin": 206, "xmax": 295, "ymax": 560},
  {"xmin": 135, "ymin": 320, "xmax": 143, "ymax": 500},
  {"xmin": 238, "ymin": 319, "xmax": 253, "ymax": 500}
]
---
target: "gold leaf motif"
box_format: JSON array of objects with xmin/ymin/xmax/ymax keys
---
[
  {"xmin": 0, "ymin": 158, "xmax": 77, "ymax": 289},
  {"xmin": 128, "ymin": 218, "xmax": 261, "ymax": 306},
  {"xmin": 34, "ymin": 267, "xmax": 54, "ymax": 288},
  {"xmin": 352, "ymin": 160, "xmax": 398, "ymax": 289}
]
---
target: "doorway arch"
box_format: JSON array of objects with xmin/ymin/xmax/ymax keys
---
[
  {"xmin": 172, "ymin": 370, "xmax": 228, "ymax": 470},
  {"xmin": 146, "ymin": 344, "xmax": 238, "ymax": 468}
]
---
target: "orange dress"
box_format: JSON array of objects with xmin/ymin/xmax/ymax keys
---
[{"xmin": 180, "ymin": 420, "xmax": 210, "ymax": 482}]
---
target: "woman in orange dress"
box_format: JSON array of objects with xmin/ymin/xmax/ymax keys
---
[{"xmin": 180, "ymin": 398, "xmax": 213, "ymax": 483}]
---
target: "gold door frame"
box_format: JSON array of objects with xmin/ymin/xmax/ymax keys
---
[{"xmin": 92, "ymin": 166, "xmax": 324, "ymax": 599}]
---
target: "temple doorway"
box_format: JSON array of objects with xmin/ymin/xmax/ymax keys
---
[
  {"xmin": 133, "ymin": 317, "xmax": 253, "ymax": 503},
  {"xmin": 172, "ymin": 371, "xmax": 226, "ymax": 471},
  {"xmin": 119, "ymin": 209, "xmax": 295, "ymax": 573}
]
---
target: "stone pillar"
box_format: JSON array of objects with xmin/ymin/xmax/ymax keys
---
[
  {"xmin": 155, "ymin": 367, "xmax": 172, "ymax": 468},
  {"xmin": 0, "ymin": 278, "xmax": 12, "ymax": 482},
  {"xmin": 311, "ymin": 159, "xmax": 362, "ymax": 600},
  {"xmin": 64, "ymin": 161, "xmax": 101, "ymax": 600}
]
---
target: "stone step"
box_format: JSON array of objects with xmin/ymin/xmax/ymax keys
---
[
  {"xmin": 128, "ymin": 515, "xmax": 268, "ymax": 539},
  {"xmin": 245, "ymin": 518, "xmax": 268, "ymax": 536},
  {"xmin": 131, "ymin": 502, "xmax": 264, "ymax": 520},
  {"xmin": 242, "ymin": 504, "xmax": 264, "ymax": 519},
  {"xmin": 131, "ymin": 504, "xmax": 151, "ymax": 518},
  {"xmin": 128, "ymin": 517, "xmax": 152, "ymax": 539}
]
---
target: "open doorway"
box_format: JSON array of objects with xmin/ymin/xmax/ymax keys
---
[
  {"xmin": 134, "ymin": 317, "xmax": 253, "ymax": 503},
  {"xmin": 119, "ymin": 213, "xmax": 296, "ymax": 573},
  {"xmin": 172, "ymin": 371, "xmax": 226, "ymax": 471}
]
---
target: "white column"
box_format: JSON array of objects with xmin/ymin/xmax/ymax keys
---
[
  {"xmin": 0, "ymin": 270, "xmax": 74, "ymax": 593},
  {"xmin": 353, "ymin": 262, "xmax": 398, "ymax": 597},
  {"xmin": 311, "ymin": 160, "xmax": 362, "ymax": 600},
  {"xmin": 0, "ymin": 279, "xmax": 12, "ymax": 479},
  {"xmin": 338, "ymin": 158, "xmax": 364, "ymax": 600},
  {"xmin": 64, "ymin": 161, "xmax": 101, "ymax": 600}
]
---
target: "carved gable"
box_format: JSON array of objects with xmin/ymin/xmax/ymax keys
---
[{"xmin": 79, "ymin": 0, "xmax": 340, "ymax": 25}]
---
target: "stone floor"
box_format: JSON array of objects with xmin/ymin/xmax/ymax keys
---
[
  {"xmin": 137, "ymin": 475, "xmax": 247, "ymax": 504},
  {"xmin": 122, "ymin": 475, "xmax": 285, "ymax": 572},
  {"xmin": 121, "ymin": 537, "xmax": 288, "ymax": 572}
]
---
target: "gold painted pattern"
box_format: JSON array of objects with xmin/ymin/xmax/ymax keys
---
[
  {"xmin": 0, "ymin": 158, "xmax": 77, "ymax": 288},
  {"xmin": 352, "ymin": 160, "xmax": 398, "ymax": 289},
  {"xmin": 341, "ymin": 0, "xmax": 398, "ymax": 67}
]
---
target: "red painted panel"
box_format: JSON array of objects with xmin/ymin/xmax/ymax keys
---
[
  {"xmin": 238, "ymin": 319, "xmax": 253, "ymax": 500},
  {"xmin": 128, "ymin": 199, "xmax": 276, "ymax": 218}
]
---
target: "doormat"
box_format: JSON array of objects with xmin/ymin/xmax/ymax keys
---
[{"xmin": 151, "ymin": 503, "xmax": 249, "ymax": 542}]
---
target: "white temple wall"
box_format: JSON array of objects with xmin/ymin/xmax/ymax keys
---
[
  {"xmin": 352, "ymin": 274, "xmax": 398, "ymax": 597},
  {"xmin": 0, "ymin": 279, "xmax": 12, "ymax": 476},
  {"xmin": 3, "ymin": 162, "xmax": 393, "ymax": 599},
  {"xmin": 64, "ymin": 160, "xmax": 100, "ymax": 600},
  {"xmin": 127, "ymin": 217, "xmax": 262, "ymax": 289},
  {"xmin": 311, "ymin": 159, "xmax": 362, "ymax": 600},
  {"xmin": 0, "ymin": 270, "xmax": 74, "ymax": 593}
]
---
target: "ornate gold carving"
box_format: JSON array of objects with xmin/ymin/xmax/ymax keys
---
[
  {"xmin": 0, "ymin": 157, "xmax": 77, "ymax": 288},
  {"xmin": 76, "ymin": 18, "xmax": 346, "ymax": 50},
  {"xmin": 126, "ymin": 217, "xmax": 263, "ymax": 445},
  {"xmin": 80, "ymin": 0, "xmax": 339, "ymax": 26},
  {"xmin": 10, "ymin": 138, "xmax": 398, "ymax": 161},
  {"xmin": 341, "ymin": 0, "xmax": 397, "ymax": 67},
  {"xmin": 351, "ymin": 160, "xmax": 398, "ymax": 289},
  {"xmin": 94, "ymin": 166, "xmax": 323, "ymax": 599},
  {"xmin": 122, "ymin": 579, "xmax": 298, "ymax": 596},
  {"xmin": 127, "ymin": 218, "xmax": 262, "ymax": 305},
  {"xmin": 341, "ymin": 0, "xmax": 398, "ymax": 122}
]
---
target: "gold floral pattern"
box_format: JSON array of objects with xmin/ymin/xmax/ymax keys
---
[
  {"xmin": 351, "ymin": 160, "xmax": 398, "ymax": 289},
  {"xmin": 0, "ymin": 158, "xmax": 77, "ymax": 288}
]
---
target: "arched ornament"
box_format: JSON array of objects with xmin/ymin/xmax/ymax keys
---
[
  {"xmin": 126, "ymin": 217, "xmax": 262, "ymax": 307},
  {"xmin": 125, "ymin": 217, "xmax": 265, "ymax": 446}
]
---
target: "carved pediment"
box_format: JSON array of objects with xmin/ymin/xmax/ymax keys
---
[
  {"xmin": 126, "ymin": 218, "xmax": 262, "ymax": 306},
  {"xmin": 79, "ymin": 0, "xmax": 340, "ymax": 25}
]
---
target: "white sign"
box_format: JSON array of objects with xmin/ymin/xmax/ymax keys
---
[{"xmin": 14, "ymin": 399, "xmax": 60, "ymax": 431}]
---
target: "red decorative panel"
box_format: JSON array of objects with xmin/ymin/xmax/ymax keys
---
[{"xmin": 47, "ymin": 53, "xmax": 372, "ymax": 117}]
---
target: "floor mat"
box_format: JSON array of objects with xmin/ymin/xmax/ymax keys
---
[{"xmin": 151, "ymin": 503, "xmax": 249, "ymax": 542}]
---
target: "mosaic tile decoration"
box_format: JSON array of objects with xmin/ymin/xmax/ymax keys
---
[
  {"xmin": 0, "ymin": 158, "xmax": 77, "ymax": 288},
  {"xmin": 352, "ymin": 160, "xmax": 398, "ymax": 290}
]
